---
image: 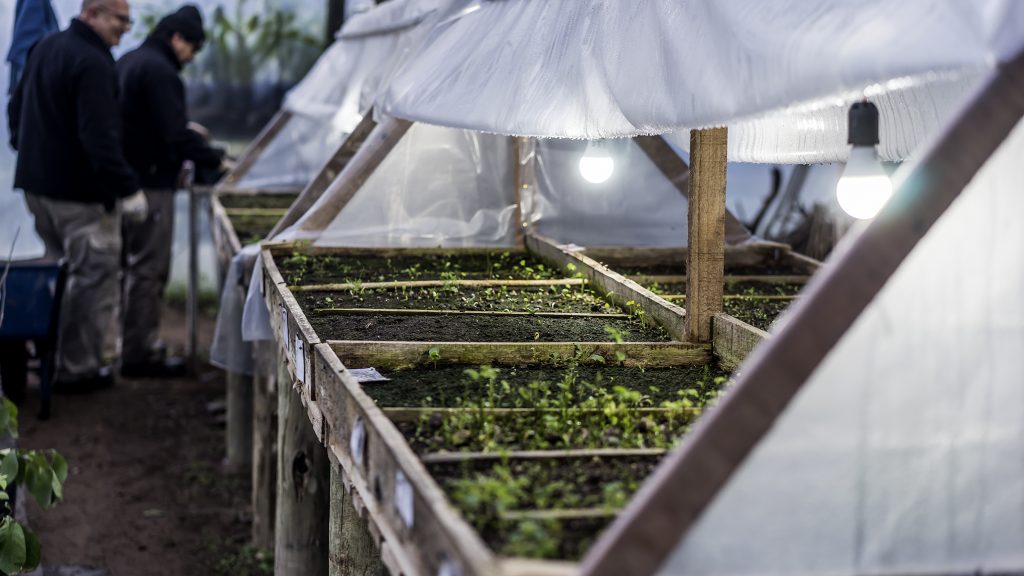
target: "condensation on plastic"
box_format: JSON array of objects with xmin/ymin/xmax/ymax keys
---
[
  {"xmin": 314, "ymin": 122, "xmax": 517, "ymax": 247},
  {"xmin": 235, "ymin": 0, "xmax": 448, "ymax": 190},
  {"xmin": 381, "ymin": 0, "xmax": 1024, "ymax": 141},
  {"xmin": 664, "ymin": 72, "xmax": 986, "ymax": 164},
  {"xmin": 656, "ymin": 116, "xmax": 1024, "ymax": 575}
]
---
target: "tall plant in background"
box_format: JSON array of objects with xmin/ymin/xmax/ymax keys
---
[
  {"xmin": 0, "ymin": 399, "xmax": 67, "ymax": 575},
  {"xmin": 178, "ymin": 0, "xmax": 321, "ymax": 136}
]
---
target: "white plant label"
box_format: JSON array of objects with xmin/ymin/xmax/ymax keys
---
[
  {"xmin": 280, "ymin": 305, "xmax": 288, "ymax": 342},
  {"xmin": 294, "ymin": 336, "xmax": 306, "ymax": 387},
  {"xmin": 348, "ymin": 368, "xmax": 389, "ymax": 383},
  {"xmin": 350, "ymin": 417, "xmax": 366, "ymax": 467},
  {"xmin": 395, "ymin": 470, "xmax": 414, "ymax": 528}
]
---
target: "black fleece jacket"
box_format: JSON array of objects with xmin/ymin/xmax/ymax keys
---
[
  {"xmin": 117, "ymin": 37, "xmax": 223, "ymax": 189},
  {"xmin": 8, "ymin": 19, "xmax": 139, "ymax": 207}
]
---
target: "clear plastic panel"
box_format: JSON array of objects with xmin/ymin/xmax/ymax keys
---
[
  {"xmin": 315, "ymin": 123, "xmax": 516, "ymax": 247},
  {"xmin": 657, "ymin": 118, "xmax": 1024, "ymax": 575},
  {"xmin": 381, "ymin": 0, "xmax": 1024, "ymax": 139}
]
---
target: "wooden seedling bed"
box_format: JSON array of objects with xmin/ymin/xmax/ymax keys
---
[
  {"xmin": 259, "ymin": 236, "xmax": 741, "ymax": 575},
  {"xmin": 209, "ymin": 191, "xmax": 299, "ymax": 272},
  {"xmin": 570, "ymin": 243, "xmax": 824, "ymax": 370}
]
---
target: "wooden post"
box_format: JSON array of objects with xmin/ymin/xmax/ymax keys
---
[
  {"xmin": 685, "ymin": 128, "xmax": 727, "ymax": 343},
  {"xmin": 225, "ymin": 371, "xmax": 253, "ymax": 471},
  {"xmin": 252, "ymin": 340, "xmax": 278, "ymax": 549},
  {"xmin": 512, "ymin": 136, "xmax": 536, "ymax": 246},
  {"xmin": 275, "ymin": 351, "xmax": 330, "ymax": 575},
  {"xmin": 329, "ymin": 465, "xmax": 383, "ymax": 576},
  {"xmin": 299, "ymin": 117, "xmax": 413, "ymax": 232},
  {"xmin": 270, "ymin": 109, "xmax": 379, "ymax": 238}
]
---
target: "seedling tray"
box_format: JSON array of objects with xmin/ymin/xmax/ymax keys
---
[{"xmin": 209, "ymin": 191, "xmax": 298, "ymax": 272}]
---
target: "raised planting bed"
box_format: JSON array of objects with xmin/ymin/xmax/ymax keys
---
[
  {"xmin": 308, "ymin": 338, "xmax": 729, "ymax": 575},
  {"xmin": 209, "ymin": 191, "xmax": 299, "ymax": 275},
  {"xmin": 426, "ymin": 453, "xmax": 662, "ymax": 560},
  {"xmin": 261, "ymin": 236, "xmax": 741, "ymax": 575}
]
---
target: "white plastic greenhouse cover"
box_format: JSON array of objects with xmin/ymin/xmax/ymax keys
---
[
  {"xmin": 314, "ymin": 123, "xmax": 517, "ymax": 247},
  {"xmin": 654, "ymin": 115, "xmax": 1024, "ymax": 575},
  {"xmin": 380, "ymin": 0, "xmax": 1024, "ymax": 159},
  {"xmin": 234, "ymin": 0, "xmax": 447, "ymax": 191}
]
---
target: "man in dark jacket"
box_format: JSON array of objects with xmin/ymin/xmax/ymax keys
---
[
  {"xmin": 8, "ymin": 0, "xmax": 147, "ymax": 391},
  {"xmin": 117, "ymin": 5, "xmax": 224, "ymax": 377}
]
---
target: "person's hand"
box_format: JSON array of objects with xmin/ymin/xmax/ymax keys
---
[
  {"xmin": 121, "ymin": 190, "xmax": 149, "ymax": 224},
  {"xmin": 220, "ymin": 157, "xmax": 237, "ymax": 173}
]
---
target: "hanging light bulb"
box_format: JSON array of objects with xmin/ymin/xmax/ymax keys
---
[
  {"xmin": 579, "ymin": 139, "xmax": 615, "ymax": 184},
  {"xmin": 836, "ymin": 101, "xmax": 892, "ymax": 219}
]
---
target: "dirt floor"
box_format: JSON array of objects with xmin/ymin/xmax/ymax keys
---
[{"xmin": 16, "ymin": 306, "xmax": 269, "ymax": 575}]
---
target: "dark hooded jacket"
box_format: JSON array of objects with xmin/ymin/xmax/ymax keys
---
[
  {"xmin": 117, "ymin": 36, "xmax": 223, "ymax": 189},
  {"xmin": 8, "ymin": 18, "xmax": 139, "ymax": 207}
]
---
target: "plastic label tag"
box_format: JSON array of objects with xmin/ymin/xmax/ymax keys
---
[
  {"xmin": 350, "ymin": 417, "xmax": 366, "ymax": 467},
  {"xmin": 348, "ymin": 368, "xmax": 389, "ymax": 383},
  {"xmin": 395, "ymin": 470, "xmax": 414, "ymax": 528},
  {"xmin": 294, "ymin": 336, "xmax": 306, "ymax": 386},
  {"xmin": 280, "ymin": 305, "xmax": 288, "ymax": 343}
]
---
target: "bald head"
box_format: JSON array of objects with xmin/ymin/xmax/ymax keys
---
[{"xmin": 80, "ymin": 0, "xmax": 132, "ymax": 47}]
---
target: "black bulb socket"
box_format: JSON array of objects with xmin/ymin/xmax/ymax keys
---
[{"xmin": 848, "ymin": 101, "xmax": 880, "ymax": 146}]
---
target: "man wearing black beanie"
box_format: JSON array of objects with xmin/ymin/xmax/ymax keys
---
[{"xmin": 117, "ymin": 4, "xmax": 226, "ymax": 377}]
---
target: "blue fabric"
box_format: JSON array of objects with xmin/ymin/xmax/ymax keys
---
[{"xmin": 6, "ymin": 0, "xmax": 59, "ymax": 90}]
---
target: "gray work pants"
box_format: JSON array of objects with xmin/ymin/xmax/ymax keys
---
[
  {"xmin": 121, "ymin": 189, "xmax": 175, "ymax": 364},
  {"xmin": 25, "ymin": 194, "xmax": 121, "ymax": 379}
]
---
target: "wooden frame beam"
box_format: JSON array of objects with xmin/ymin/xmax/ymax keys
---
[
  {"xmin": 270, "ymin": 109, "xmax": 380, "ymax": 238},
  {"xmin": 299, "ymin": 117, "xmax": 413, "ymax": 232},
  {"xmin": 684, "ymin": 128, "xmax": 727, "ymax": 343}
]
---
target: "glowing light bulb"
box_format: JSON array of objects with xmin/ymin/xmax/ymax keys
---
[
  {"xmin": 578, "ymin": 140, "xmax": 614, "ymax": 184},
  {"xmin": 836, "ymin": 146, "xmax": 892, "ymax": 219}
]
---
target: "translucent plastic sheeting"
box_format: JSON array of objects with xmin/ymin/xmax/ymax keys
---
[
  {"xmin": 381, "ymin": 0, "xmax": 1024, "ymax": 141},
  {"xmin": 210, "ymin": 244, "xmax": 259, "ymax": 375},
  {"xmin": 315, "ymin": 123, "xmax": 517, "ymax": 247},
  {"xmin": 528, "ymin": 139, "xmax": 773, "ymax": 247},
  {"xmin": 656, "ymin": 118, "xmax": 1024, "ymax": 575},
  {"xmin": 235, "ymin": 0, "xmax": 446, "ymax": 190},
  {"xmin": 665, "ymin": 72, "xmax": 986, "ymax": 164}
]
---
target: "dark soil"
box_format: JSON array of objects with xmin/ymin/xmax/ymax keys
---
[
  {"xmin": 429, "ymin": 454, "xmax": 660, "ymax": 510},
  {"xmin": 363, "ymin": 364, "xmax": 727, "ymax": 407},
  {"xmin": 643, "ymin": 280, "xmax": 803, "ymax": 297},
  {"xmin": 218, "ymin": 192, "xmax": 298, "ymax": 209},
  {"xmin": 398, "ymin": 409, "xmax": 695, "ymax": 453},
  {"xmin": 724, "ymin": 298, "xmax": 792, "ymax": 331},
  {"xmin": 297, "ymin": 285, "xmax": 613, "ymax": 315},
  {"xmin": 277, "ymin": 252, "xmax": 563, "ymax": 285},
  {"xmin": 15, "ymin": 307, "xmax": 264, "ymax": 575},
  {"xmin": 429, "ymin": 455, "xmax": 661, "ymax": 560},
  {"xmin": 231, "ymin": 215, "xmax": 281, "ymax": 245},
  {"xmin": 308, "ymin": 314, "xmax": 668, "ymax": 342},
  {"xmin": 492, "ymin": 516, "xmax": 612, "ymax": 561},
  {"xmin": 613, "ymin": 261, "xmax": 807, "ymax": 276}
]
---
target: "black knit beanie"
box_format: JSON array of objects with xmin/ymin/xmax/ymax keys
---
[{"xmin": 153, "ymin": 5, "xmax": 205, "ymax": 49}]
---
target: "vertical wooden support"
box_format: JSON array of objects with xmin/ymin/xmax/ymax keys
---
[
  {"xmin": 275, "ymin": 352, "xmax": 330, "ymax": 575},
  {"xmin": 329, "ymin": 465, "xmax": 383, "ymax": 576},
  {"xmin": 226, "ymin": 371, "xmax": 253, "ymax": 471},
  {"xmin": 685, "ymin": 128, "xmax": 727, "ymax": 343},
  {"xmin": 512, "ymin": 137, "xmax": 536, "ymax": 247},
  {"xmin": 299, "ymin": 117, "xmax": 413, "ymax": 232},
  {"xmin": 252, "ymin": 340, "xmax": 278, "ymax": 549}
]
